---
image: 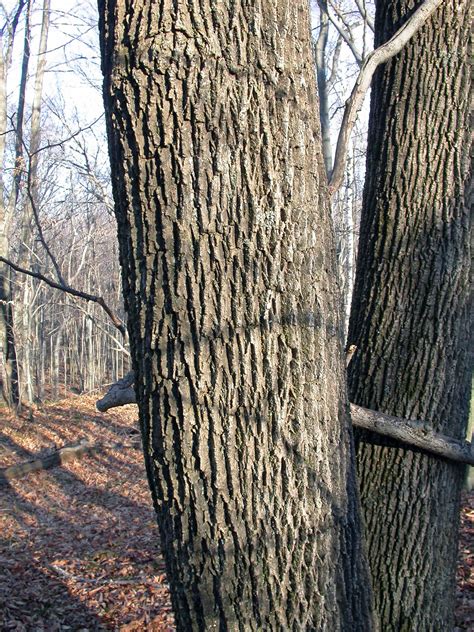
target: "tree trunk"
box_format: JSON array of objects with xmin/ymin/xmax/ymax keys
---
[
  {"xmin": 18, "ymin": 0, "xmax": 50, "ymax": 404},
  {"xmin": 52, "ymin": 326, "xmax": 63, "ymax": 399},
  {"xmin": 0, "ymin": 266, "xmax": 19, "ymax": 406},
  {"xmin": 99, "ymin": 1, "xmax": 373, "ymax": 630},
  {"xmin": 0, "ymin": 2, "xmax": 27, "ymax": 408},
  {"xmin": 314, "ymin": 0, "xmax": 333, "ymax": 177},
  {"xmin": 347, "ymin": 1, "xmax": 471, "ymax": 630}
]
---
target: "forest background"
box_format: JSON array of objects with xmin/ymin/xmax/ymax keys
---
[{"xmin": 0, "ymin": 0, "xmax": 368, "ymax": 405}]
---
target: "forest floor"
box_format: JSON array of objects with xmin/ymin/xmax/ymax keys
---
[{"xmin": 0, "ymin": 394, "xmax": 473, "ymax": 631}]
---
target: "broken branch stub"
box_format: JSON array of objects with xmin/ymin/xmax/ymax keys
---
[{"xmin": 96, "ymin": 371, "xmax": 136, "ymax": 412}]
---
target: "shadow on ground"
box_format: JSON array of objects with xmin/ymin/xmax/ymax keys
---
[{"xmin": 0, "ymin": 395, "xmax": 174, "ymax": 631}]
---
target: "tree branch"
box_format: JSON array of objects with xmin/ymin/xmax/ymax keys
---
[
  {"xmin": 0, "ymin": 255, "xmax": 126, "ymax": 336},
  {"xmin": 96, "ymin": 370, "xmax": 474, "ymax": 466},
  {"xmin": 329, "ymin": 0, "xmax": 445, "ymax": 195},
  {"xmin": 354, "ymin": 0, "xmax": 374, "ymax": 33},
  {"xmin": 350, "ymin": 404, "xmax": 474, "ymax": 466},
  {"xmin": 0, "ymin": 437, "xmax": 139, "ymax": 484},
  {"xmin": 24, "ymin": 164, "xmax": 66, "ymax": 285},
  {"xmin": 326, "ymin": 0, "xmax": 363, "ymax": 67},
  {"xmin": 0, "ymin": 439, "xmax": 98, "ymax": 484}
]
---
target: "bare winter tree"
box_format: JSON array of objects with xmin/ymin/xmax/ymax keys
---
[{"xmin": 0, "ymin": 0, "xmax": 26, "ymax": 406}]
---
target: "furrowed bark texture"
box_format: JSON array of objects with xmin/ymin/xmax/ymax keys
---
[
  {"xmin": 347, "ymin": 1, "xmax": 471, "ymax": 630},
  {"xmin": 98, "ymin": 1, "xmax": 373, "ymax": 630}
]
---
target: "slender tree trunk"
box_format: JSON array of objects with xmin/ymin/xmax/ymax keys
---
[
  {"xmin": 20, "ymin": 277, "xmax": 34, "ymax": 402},
  {"xmin": 99, "ymin": 1, "xmax": 373, "ymax": 630},
  {"xmin": 0, "ymin": 268, "xmax": 19, "ymax": 405},
  {"xmin": 0, "ymin": 2, "xmax": 27, "ymax": 407},
  {"xmin": 37, "ymin": 306, "xmax": 44, "ymax": 401},
  {"xmin": 63, "ymin": 346, "xmax": 67, "ymax": 394},
  {"xmin": 347, "ymin": 1, "xmax": 471, "ymax": 630},
  {"xmin": 17, "ymin": 0, "xmax": 50, "ymax": 404},
  {"xmin": 1, "ymin": 0, "xmax": 33, "ymax": 409},
  {"xmin": 18, "ymin": 0, "xmax": 50, "ymax": 264},
  {"xmin": 314, "ymin": 0, "xmax": 333, "ymax": 176},
  {"xmin": 52, "ymin": 327, "xmax": 63, "ymax": 399},
  {"xmin": 86, "ymin": 313, "xmax": 93, "ymax": 391}
]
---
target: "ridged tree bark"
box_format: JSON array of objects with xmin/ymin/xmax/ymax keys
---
[
  {"xmin": 98, "ymin": 1, "xmax": 373, "ymax": 630},
  {"xmin": 347, "ymin": 1, "xmax": 471, "ymax": 630}
]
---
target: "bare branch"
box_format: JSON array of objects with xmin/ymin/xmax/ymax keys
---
[
  {"xmin": 327, "ymin": 0, "xmax": 363, "ymax": 66},
  {"xmin": 350, "ymin": 404, "xmax": 474, "ymax": 466},
  {"xmin": 0, "ymin": 255, "xmax": 126, "ymax": 336},
  {"xmin": 354, "ymin": 0, "xmax": 374, "ymax": 33},
  {"xmin": 96, "ymin": 370, "xmax": 474, "ymax": 466},
  {"xmin": 24, "ymin": 165, "xmax": 66, "ymax": 285},
  {"xmin": 329, "ymin": 0, "xmax": 445, "ymax": 195},
  {"xmin": 29, "ymin": 114, "xmax": 103, "ymax": 157}
]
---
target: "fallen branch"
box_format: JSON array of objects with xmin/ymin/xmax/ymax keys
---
[
  {"xmin": 50, "ymin": 563, "xmax": 165, "ymax": 588},
  {"xmin": 97, "ymin": 371, "xmax": 474, "ymax": 466},
  {"xmin": 0, "ymin": 437, "xmax": 139, "ymax": 484},
  {"xmin": 0, "ymin": 439, "xmax": 98, "ymax": 484},
  {"xmin": 329, "ymin": 0, "xmax": 444, "ymax": 194}
]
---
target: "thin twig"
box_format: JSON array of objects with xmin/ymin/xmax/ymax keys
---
[
  {"xmin": 29, "ymin": 114, "xmax": 103, "ymax": 157},
  {"xmin": 354, "ymin": 0, "xmax": 374, "ymax": 32},
  {"xmin": 0, "ymin": 255, "xmax": 126, "ymax": 336},
  {"xmin": 50, "ymin": 564, "xmax": 166, "ymax": 588}
]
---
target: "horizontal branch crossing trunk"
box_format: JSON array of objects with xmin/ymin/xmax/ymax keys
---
[{"xmin": 96, "ymin": 373, "xmax": 474, "ymax": 465}]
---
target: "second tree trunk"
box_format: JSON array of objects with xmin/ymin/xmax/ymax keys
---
[{"xmin": 348, "ymin": 1, "xmax": 471, "ymax": 630}]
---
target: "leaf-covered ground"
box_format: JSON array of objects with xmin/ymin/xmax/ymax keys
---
[
  {"xmin": 0, "ymin": 396, "xmax": 173, "ymax": 631},
  {"xmin": 0, "ymin": 395, "xmax": 472, "ymax": 630}
]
